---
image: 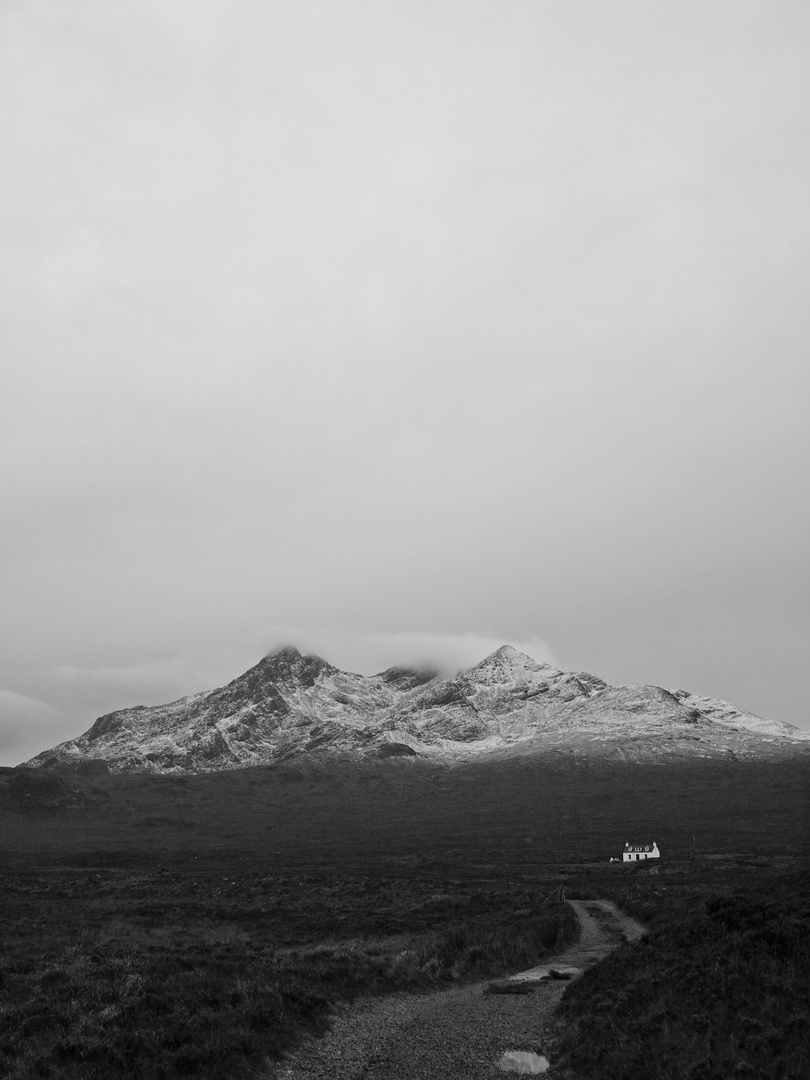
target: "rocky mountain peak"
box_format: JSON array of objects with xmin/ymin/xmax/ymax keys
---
[
  {"xmin": 492, "ymin": 644, "xmax": 524, "ymax": 659},
  {"xmin": 253, "ymin": 646, "xmax": 333, "ymax": 688},
  {"xmin": 264, "ymin": 644, "xmax": 303, "ymax": 661},
  {"xmin": 20, "ymin": 643, "xmax": 810, "ymax": 773},
  {"xmin": 462, "ymin": 645, "xmax": 561, "ymax": 686},
  {"xmin": 376, "ymin": 666, "xmax": 439, "ymax": 690}
]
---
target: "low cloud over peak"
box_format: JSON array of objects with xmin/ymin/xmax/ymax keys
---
[
  {"xmin": 0, "ymin": 628, "xmax": 556, "ymax": 767},
  {"xmin": 257, "ymin": 627, "xmax": 557, "ymax": 680}
]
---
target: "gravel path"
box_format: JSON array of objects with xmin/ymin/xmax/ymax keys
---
[{"xmin": 267, "ymin": 901, "xmax": 644, "ymax": 1079}]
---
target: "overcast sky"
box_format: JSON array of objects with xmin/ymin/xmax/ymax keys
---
[{"xmin": 2, "ymin": 1, "xmax": 809, "ymax": 766}]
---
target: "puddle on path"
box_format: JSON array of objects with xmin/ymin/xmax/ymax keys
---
[{"xmin": 498, "ymin": 1050, "xmax": 549, "ymax": 1073}]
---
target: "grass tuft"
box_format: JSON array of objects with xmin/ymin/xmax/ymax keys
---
[
  {"xmin": 0, "ymin": 868, "xmax": 577, "ymax": 1078},
  {"xmin": 554, "ymin": 869, "xmax": 810, "ymax": 1080}
]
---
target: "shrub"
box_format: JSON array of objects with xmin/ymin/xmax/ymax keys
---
[
  {"xmin": 554, "ymin": 870, "xmax": 810, "ymax": 1080},
  {"xmin": 0, "ymin": 868, "xmax": 577, "ymax": 1078}
]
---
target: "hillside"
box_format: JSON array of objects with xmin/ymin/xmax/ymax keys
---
[{"xmin": 22, "ymin": 645, "xmax": 810, "ymax": 773}]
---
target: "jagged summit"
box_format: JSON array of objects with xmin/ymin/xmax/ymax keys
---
[
  {"xmin": 375, "ymin": 666, "xmax": 438, "ymax": 690},
  {"xmin": 463, "ymin": 644, "xmax": 562, "ymax": 682},
  {"xmin": 265, "ymin": 645, "xmax": 302, "ymax": 658},
  {"xmin": 22, "ymin": 644, "xmax": 810, "ymax": 773},
  {"xmin": 254, "ymin": 646, "xmax": 334, "ymax": 684}
]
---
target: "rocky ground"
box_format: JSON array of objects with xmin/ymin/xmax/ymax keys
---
[{"xmin": 267, "ymin": 900, "xmax": 643, "ymax": 1079}]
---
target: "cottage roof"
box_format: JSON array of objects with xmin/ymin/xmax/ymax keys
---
[{"xmin": 624, "ymin": 841, "xmax": 657, "ymax": 851}]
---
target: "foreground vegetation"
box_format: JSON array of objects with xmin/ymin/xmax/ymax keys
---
[
  {"xmin": 556, "ymin": 863, "xmax": 810, "ymax": 1080},
  {"xmin": 1, "ymin": 757, "xmax": 806, "ymax": 1077},
  {"xmin": 0, "ymin": 864, "xmax": 576, "ymax": 1079}
]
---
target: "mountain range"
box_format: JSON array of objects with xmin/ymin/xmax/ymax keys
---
[{"xmin": 22, "ymin": 645, "xmax": 810, "ymax": 773}]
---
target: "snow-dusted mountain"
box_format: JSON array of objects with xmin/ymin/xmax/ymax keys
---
[{"xmin": 23, "ymin": 645, "xmax": 810, "ymax": 773}]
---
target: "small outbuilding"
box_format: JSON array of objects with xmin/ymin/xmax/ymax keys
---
[{"xmin": 622, "ymin": 840, "xmax": 660, "ymax": 862}]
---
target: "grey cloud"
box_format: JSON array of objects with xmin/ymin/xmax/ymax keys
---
[
  {"xmin": 255, "ymin": 628, "xmax": 556, "ymax": 678},
  {"xmin": 0, "ymin": 692, "xmax": 69, "ymax": 766},
  {"xmin": 1, "ymin": 1, "xmax": 807, "ymax": 753}
]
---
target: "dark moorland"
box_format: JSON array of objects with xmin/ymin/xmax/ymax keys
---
[
  {"xmin": 555, "ymin": 864, "xmax": 809, "ymax": 1080},
  {"xmin": 1, "ymin": 755, "xmax": 808, "ymax": 1079}
]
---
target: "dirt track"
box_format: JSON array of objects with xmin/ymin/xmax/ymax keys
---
[{"xmin": 268, "ymin": 901, "xmax": 645, "ymax": 1079}]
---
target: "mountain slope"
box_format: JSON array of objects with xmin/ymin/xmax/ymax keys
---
[{"xmin": 23, "ymin": 645, "xmax": 810, "ymax": 773}]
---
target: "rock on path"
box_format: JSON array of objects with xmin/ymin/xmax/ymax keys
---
[{"xmin": 268, "ymin": 900, "xmax": 645, "ymax": 1080}]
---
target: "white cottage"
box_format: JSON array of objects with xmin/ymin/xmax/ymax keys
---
[{"xmin": 622, "ymin": 841, "xmax": 660, "ymax": 862}]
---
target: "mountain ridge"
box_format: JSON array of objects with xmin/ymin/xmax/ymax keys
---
[{"xmin": 22, "ymin": 644, "xmax": 810, "ymax": 773}]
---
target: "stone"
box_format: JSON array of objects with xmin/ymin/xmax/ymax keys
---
[{"xmin": 498, "ymin": 1050, "xmax": 550, "ymax": 1073}]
